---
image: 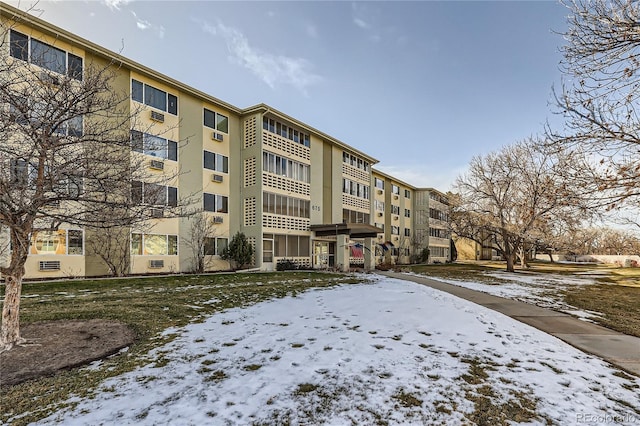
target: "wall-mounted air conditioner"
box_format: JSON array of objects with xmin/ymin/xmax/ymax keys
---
[
  {"xmin": 150, "ymin": 207, "xmax": 164, "ymax": 218},
  {"xmin": 40, "ymin": 71, "xmax": 60, "ymax": 86},
  {"xmin": 377, "ymin": 189, "xmax": 383, "ymax": 195},
  {"xmin": 377, "ymin": 212, "xmax": 383, "ymax": 217},
  {"xmin": 212, "ymin": 132, "xmax": 224, "ymax": 142},
  {"xmin": 149, "ymin": 259, "xmax": 164, "ymax": 268},
  {"xmin": 211, "ymin": 174, "xmax": 224, "ymax": 183},
  {"xmin": 149, "ymin": 160, "xmax": 164, "ymax": 170},
  {"xmin": 150, "ymin": 111, "xmax": 165, "ymax": 122},
  {"xmin": 39, "ymin": 260, "xmax": 61, "ymax": 271}
]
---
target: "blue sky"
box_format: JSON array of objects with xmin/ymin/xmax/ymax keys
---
[{"xmin": 12, "ymin": 0, "xmax": 569, "ymax": 190}]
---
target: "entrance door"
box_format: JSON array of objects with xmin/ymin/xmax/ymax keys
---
[
  {"xmin": 263, "ymin": 238, "xmax": 274, "ymax": 271},
  {"xmin": 313, "ymin": 241, "xmax": 335, "ymax": 268}
]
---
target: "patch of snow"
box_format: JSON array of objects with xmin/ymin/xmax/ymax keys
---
[{"xmin": 33, "ymin": 278, "xmax": 639, "ymax": 425}]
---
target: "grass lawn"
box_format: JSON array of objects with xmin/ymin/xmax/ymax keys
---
[
  {"xmin": 0, "ymin": 272, "xmax": 362, "ymax": 425},
  {"xmin": 405, "ymin": 261, "xmax": 640, "ymax": 337}
]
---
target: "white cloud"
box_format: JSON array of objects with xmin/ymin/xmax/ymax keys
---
[
  {"xmin": 353, "ymin": 18, "xmax": 369, "ymax": 29},
  {"xmin": 131, "ymin": 11, "xmax": 165, "ymax": 39},
  {"xmin": 102, "ymin": 0, "xmax": 132, "ymax": 11},
  {"xmin": 196, "ymin": 19, "xmax": 322, "ymax": 95}
]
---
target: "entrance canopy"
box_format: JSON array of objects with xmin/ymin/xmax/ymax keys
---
[{"xmin": 310, "ymin": 223, "xmax": 382, "ymax": 239}]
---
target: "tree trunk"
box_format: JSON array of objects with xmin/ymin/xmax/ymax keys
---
[
  {"xmin": 1, "ymin": 273, "xmax": 26, "ymax": 351},
  {"xmin": 505, "ymin": 252, "xmax": 515, "ymax": 272},
  {"xmin": 547, "ymin": 251, "xmax": 555, "ymax": 263}
]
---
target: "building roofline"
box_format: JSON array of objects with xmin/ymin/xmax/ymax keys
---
[
  {"xmin": 242, "ymin": 103, "xmax": 378, "ymax": 164},
  {"xmin": 0, "ymin": 3, "xmax": 242, "ymax": 114}
]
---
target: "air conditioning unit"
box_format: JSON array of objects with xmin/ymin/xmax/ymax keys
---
[
  {"xmin": 377, "ymin": 189, "xmax": 383, "ymax": 195},
  {"xmin": 149, "ymin": 160, "xmax": 164, "ymax": 170},
  {"xmin": 394, "ymin": 195, "xmax": 399, "ymax": 200},
  {"xmin": 212, "ymin": 216, "xmax": 224, "ymax": 224},
  {"xmin": 39, "ymin": 260, "xmax": 61, "ymax": 271},
  {"xmin": 40, "ymin": 71, "xmax": 60, "ymax": 86},
  {"xmin": 394, "ymin": 216, "xmax": 399, "ymax": 221},
  {"xmin": 211, "ymin": 174, "xmax": 224, "ymax": 183},
  {"xmin": 149, "ymin": 259, "xmax": 164, "ymax": 269},
  {"xmin": 212, "ymin": 132, "xmax": 224, "ymax": 142},
  {"xmin": 150, "ymin": 110, "xmax": 165, "ymax": 122},
  {"xmin": 377, "ymin": 212, "xmax": 383, "ymax": 217},
  {"xmin": 150, "ymin": 207, "xmax": 164, "ymax": 218}
]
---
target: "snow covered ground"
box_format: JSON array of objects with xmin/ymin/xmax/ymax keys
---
[
  {"xmin": 407, "ymin": 270, "xmax": 605, "ymax": 321},
  {"xmin": 35, "ymin": 276, "xmax": 639, "ymax": 425}
]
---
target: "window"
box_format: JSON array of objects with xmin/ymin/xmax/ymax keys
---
[
  {"xmin": 342, "ymin": 179, "xmax": 370, "ymax": 200},
  {"xmin": 263, "ymin": 117, "xmax": 310, "ymax": 147},
  {"xmin": 391, "ymin": 205, "xmax": 400, "ymax": 215},
  {"xmin": 10, "ymin": 159, "xmax": 28, "ymax": 185},
  {"xmin": 203, "ymin": 151, "xmax": 229, "ymax": 173},
  {"xmin": 392, "ymin": 185, "xmax": 400, "ymax": 195},
  {"xmin": 429, "ymin": 208, "xmax": 449, "ymax": 222},
  {"xmin": 263, "ymin": 192, "xmax": 310, "ymax": 218},
  {"xmin": 342, "ymin": 209, "xmax": 369, "ymax": 224},
  {"xmin": 31, "ymin": 39, "xmax": 66, "ymax": 74},
  {"xmin": 429, "ymin": 228, "xmax": 450, "ymax": 239},
  {"xmin": 405, "ymin": 189, "xmax": 411, "ymax": 199},
  {"xmin": 404, "ymin": 208, "xmax": 411, "ymax": 218},
  {"xmin": 375, "ymin": 200, "xmax": 385, "ymax": 212},
  {"xmin": 391, "ymin": 226, "xmax": 400, "ymax": 235},
  {"xmin": 375, "ymin": 178, "xmax": 384, "ymax": 190},
  {"xmin": 204, "ymin": 193, "xmax": 228, "ymax": 213},
  {"xmin": 10, "ymin": 30, "xmax": 83, "ymax": 80},
  {"xmin": 131, "ymin": 130, "xmax": 178, "ymax": 161},
  {"xmin": 404, "ymin": 228, "xmax": 411, "ymax": 237},
  {"xmin": 29, "ymin": 229, "xmax": 83, "ymax": 255},
  {"xmin": 131, "ymin": 181, "xmax": 177, "ymax": 207},
  {"xmin": 204, "ymin": 108, "xmax": 229, "ymax": 133},
  {"xmin": 131, "ymin": 233, "xmax": 178, "ymax": 255},
  {"xmin": 131, "ymin": 79, "xmax": 178, "ymax": 115},
  {"xmin": 270, "ymin": 234, "xmax": 310, "ymax": 257},
  {"xmin": 68, "ymin": 54, "xmax": 83, "ymax": 81},
  {"xmin": 204, "ymin": 237, "xmax": 228, "ymax": 256},
  {"xmin": 10, "ymin": 30, "xmax": 28, "ymax": 61},
  {"xmin": 375, "ymin": 223, "xmax": 384, "ymax": 232},
  {"xmin": 68, "ymin": 230, "xmax": 84, "ymax": 255},
  {"xmin": 263, "ymin": 151, "xmax": 310, "ymax": 183}
]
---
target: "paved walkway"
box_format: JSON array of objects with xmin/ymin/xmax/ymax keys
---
[{"xmin": 378, "ymin": 271, "xmax": 640, "ymax": 376}]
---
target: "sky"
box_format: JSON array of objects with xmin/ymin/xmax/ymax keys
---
[{"xmin": 9, "ymin": 0, "xmax": 570, "ymax": 191}]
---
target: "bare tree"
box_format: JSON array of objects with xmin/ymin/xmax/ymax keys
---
[
  {"xmin": 0, "ymin": 14, "xmax": 184, "ymax": 350},
  {"xmin": 548, "ymin": 0, "xmax": 640, "ymax": 216},
  {"xmin": 183, "ymin": 212, "xmax": 220, "ymax": 273},
  {"xmin": 87, "ymin": 227, "xmax": 133, "ymax": 277},
  {"xmin": 452, "ymin": 139, "xmax": 588, "ymax": 272}
]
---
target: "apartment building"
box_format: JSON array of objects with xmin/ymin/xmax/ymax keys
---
[
  {"xmin": 414, "ymin": 189, "xmax": 451, "ymax": 263},
  {"xmin": 0, "ymin": 4, "xmax": 450, "ymax": 279}
]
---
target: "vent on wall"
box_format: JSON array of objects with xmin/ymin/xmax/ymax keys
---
[
  {"xmin": 212, "ymin": 216, "xmax": 224, "ymax": 224},
  {"xmin": 149, "ymin": 259, "xmax": 164, "ymax": 268},
  {"xmin": 212, "ymin": 132, "xmax": 224, "ymax": 142},
  {"xmin": 150, "ymin": 110, "xmax": 165, "ymax": 122},
  {"xmin": 211, "ymin": 174, "xmax": 224, "ymax": 183},
  {"xmin": 149, "ymin": 160, "xmax": 164, "ymax": 170},
  {"xmin": 39, "ymin": 261, "xmax": 61, "ymax": 271}
]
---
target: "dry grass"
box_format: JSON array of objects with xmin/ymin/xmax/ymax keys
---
[
  {"xmin": 0, "ymin": 272, "xmax": 361, "ymax": 425},
  {"xmin": 407, "ymin": 261, "xmax": 640, "ymax": 337}
]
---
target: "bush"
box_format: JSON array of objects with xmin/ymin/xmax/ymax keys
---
[
  {"xmin": 221, "ymin": 232, "xmax": 253, "ymax": 270},
  {"xmin": 276, "ymin": 259, "xmax": 299, "ymax": 271}
]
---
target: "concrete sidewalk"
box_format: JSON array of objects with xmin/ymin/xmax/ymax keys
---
[{"xmin": 378, "ymin": 271, "xmax": 640, "ymax": 376}]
